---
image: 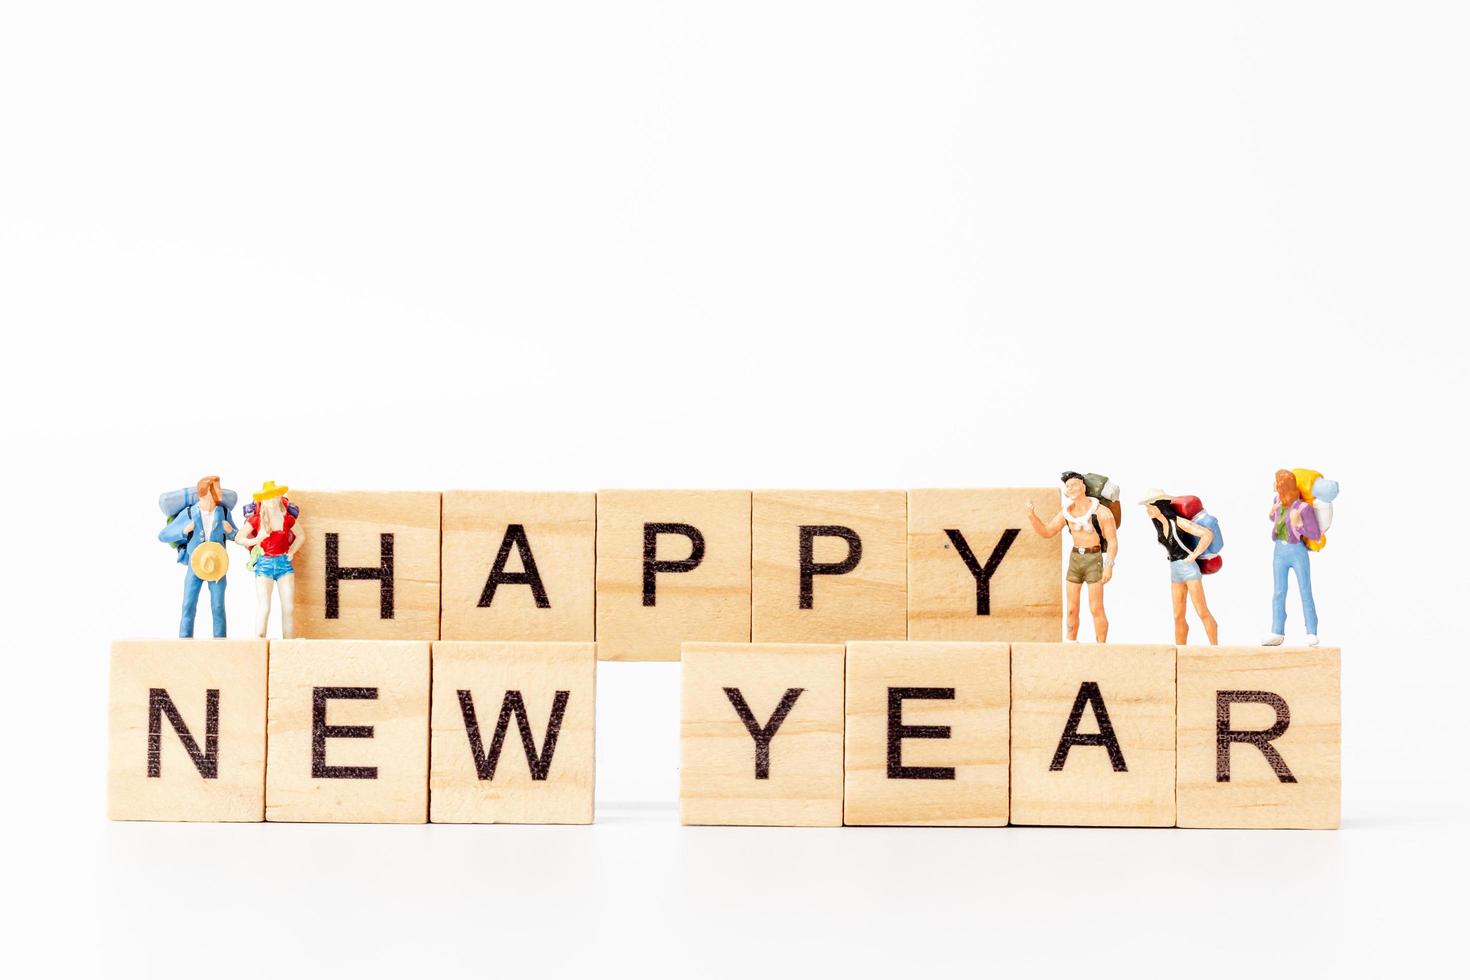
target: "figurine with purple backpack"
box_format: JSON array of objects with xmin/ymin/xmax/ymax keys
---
[{"xmin": 1263, "ymin": 468, "xmax": 1339, "ymax": 647}]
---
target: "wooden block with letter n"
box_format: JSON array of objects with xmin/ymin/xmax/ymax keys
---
[
  {"xmin": 291, "ymin": 491, "xmax": 441, "ymax": 641},
  {"xmin": 107, "ymin": 639, "xmax": 268, "ymax": 822},
  {"xmin": 844, "ymin": 641, "xmax": 1009, "ymax": 826},
  {"xmin": 265, "ymin": 639, "xmax": 431, "ymax": 823},
  {"xmin": 908, "ymin": 488, "xmax": 1061, "ymax": 642},
  {"xmin": 440, "ymin": 491, "xmax": 595, "ymax": 641},
  {"xmin": 429, "ymin": 641, "xmax": 595, "ymax": 824},
  {"xmin": 1010, "ymin": 643, "xmax": 1175, "ymax": 826},
  {"xmin": 680, "ymin": 642, "xmax": 844, "ymax": 827},
  {"xmin": 595, "ymin": 490, "xmax": 751, "ymax": 661},
  {"xmin": 1177, "ymin": 646, "xmax": 1340, "ymax": 829},
  {"xmin": 752, "ymin": 490, "xmax": 906, "ymax": 643}
]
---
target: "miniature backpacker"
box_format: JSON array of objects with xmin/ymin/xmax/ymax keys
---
[{"xmin": 158, "ymin": 486, "xmax": 239, "ymax": 562}]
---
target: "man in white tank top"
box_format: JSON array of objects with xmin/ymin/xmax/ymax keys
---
[{"xmin": 1026, "ymin": 471, "xmax": 1118, "ymax": 642}]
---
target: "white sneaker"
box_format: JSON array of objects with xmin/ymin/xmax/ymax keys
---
[
  {"xmin": 1262, "ymin": 634, "xmax": 1285, "ymax": 646},
  {"xmin": 1306, "ymin": 634, "xmax": 1320, "ymax": 647}
]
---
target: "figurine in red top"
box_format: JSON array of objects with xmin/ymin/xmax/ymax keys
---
[{"xmin": 234, "ymin": 481, "xmax": 304, "ymax": 638}]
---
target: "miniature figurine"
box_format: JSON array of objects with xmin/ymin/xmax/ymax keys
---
[
  {"xmin": 234, "ymin": 481, "xmax": 303, "ymax": 638},
  {"xmin": 158, "ymin": 475, "xmax": 237, "ymax": 638},
  {"xmin": 1139, "ymin": 490, "xmax": 1220, "ymax": 645},
  {"xmin": 1026, "ymin": 472, "xmax": 1120, "ymax": 642},
  {"xmin": 1264, "ymin": 468, "xmax": 1338, "ymax": 647}
]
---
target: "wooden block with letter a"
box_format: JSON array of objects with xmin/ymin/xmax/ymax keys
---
[
  {"xmin": 844, "ymin": 641, "xmax": 1009, "ymax": 826},
  {"xmin": 908, "ymin": 488, "xmax": 1062, "ymax": 642},
  {"xmin": 108, "ymin": 639, "xmax": 268, "ymax": 822},
  {"xmin": 680, "ymin": 642, "xmax": 844, "ymax": 827},
  {"xmin": 751, "ymin": 490, "xmax": 907, "ymax": 643},
  {"xmin": 429, "ymin": 641, "xmax": 595, "ymax": 824},
  {"xmin": 1010, "ymin": 643, "xmax": 1175, "ymax": 826},
  {"xmin": 440, "ymin": 491, "xmax": 595, "ymax": 641},
  {"xmin": 595, "ymin": 490, "xmax": 751, "ymax": 661},
  {"xmin": 1177, "ymin": 646, "xmax": 1340, "ymax": 829},
  {"xmin": 265, "ymin": 639, "xmax": 431, "ymax": 823},
  {"xmin": 291, "ymin": 491, "xmax": 441, "ymax": 641}
]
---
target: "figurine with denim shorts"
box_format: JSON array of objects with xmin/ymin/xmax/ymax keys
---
[
  {"xmin": 234, "ymin": 481, "xmax": 304, "ymax": 638},
  {"xmin": 1139, "ymin": 490, "xmax": 1219, "ymax": 645},
  {"xmin": 159, "ymin": 475, "xmax": 237, "ymax": 638}
]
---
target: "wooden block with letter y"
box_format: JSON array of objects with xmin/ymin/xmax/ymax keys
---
[
  {"xmin": 1177, "ymin": 646, "xmax": 1340, "ymax": 829},
  {"xmin": 429, "ymin": 641, "xmax": 596, "ymax": 824},
  {"xmin": 291, "ymin": 491, "xmax": 441, "ymax": 641},
  {"xmin": 680, "ymin": 642, "xmax": 845, "ymax": 826},
  {"xmin": 108, "ymin": 639, "xmax": 268, "ymax": 822}
]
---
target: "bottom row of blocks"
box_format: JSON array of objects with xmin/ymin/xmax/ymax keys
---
[{"xmin": 108, "ymin": 639, "xmax": 1340, "ymax": 829}]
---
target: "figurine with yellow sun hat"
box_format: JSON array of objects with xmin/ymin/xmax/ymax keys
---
[{"xmin": 234, "ymin": 481, "xmax": 304, "ymax": 638}]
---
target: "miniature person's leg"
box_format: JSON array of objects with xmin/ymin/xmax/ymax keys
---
[
  {"xmin": 1171, "ymin": 581, "xmax": 1189, "ymax": 644},
  {"xmin": 1270, "ymin": 543, "xmax": 1291, "ymax": 635},
  {"xmin": 1186, "ymin": 578, "xmax": 1218, "ymax": 645},
  {"xmin": 1087, "ymin": 581, "xmax": 1108, "ymax": 643},
  {"xmin": 1065, "ymin": 581, "xmax": 1082, "ymax": 641},
  {"xmin": 1293, "ymin": 546, "xmax": 1319, "ymax": 636},
  {"xmin": 179, "ymin": 570, "xmax": 203, "ymax": 638},
  {"xmin": 255, "ymin": 575, "xmax": 274, "ymax": 638},
  {"xmin": 208, "ymin": 575, "xmax": 228, "ymax": 638},
  {"xmin": 278, "ymin": 573, "xmax": 296, "ymax": 639}
]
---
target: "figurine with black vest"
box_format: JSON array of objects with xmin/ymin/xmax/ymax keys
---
[
  {"xmin": 1139, "ymin": 490, "xmax": 1222, "ymax": 645},
  {"xmin": 1026, "ymin": 472, "xmax": 1120, "ymax": 642}
]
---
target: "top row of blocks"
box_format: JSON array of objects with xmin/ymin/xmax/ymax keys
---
[{"xmin": 287, "ymin": 489, "xmax": 1060, "ymax": 659}]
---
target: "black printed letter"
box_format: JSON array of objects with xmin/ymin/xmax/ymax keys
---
[
  {"xmin": 478, "ymin": 524, "xmax": 550, "ymax": 609},
  {"xmin": 798, "ymin": 525, "xmax": 862, "ymax": 609},
  {"xmin": 1216, "ymin": 690, "xmax": 1296, "ymax": 783},
  {"xmin": 312, "ymin": 687, "xmax": 378, "ymax": 779},
  {"xmin": 724, "ymin": 687, "xmax": 804, "ymax": 779},
  {"xmin": 943, "ymin": 528, "xmax": 1020, "ymax": 616},
  {"xmin": 1050, "ymin": 681, "xmax": 1127, "ymax": 772},
  {"xmin": 458, "ymin": 689, "xmax": 570, "ymax": 781},
  {"xmin": 642, "ymin": 522, "xmax": 705, "ymax": 606},
  {"xmin": 325, "ymin": 532, "xmax": 394, "ymax": 619},
  {"xmin": 147, "ymin": 688, "xmax": 219, "ymax": 779},
  {"xmin": 887, "ymin": 687, "xmax": 956, "ymax": 780}
]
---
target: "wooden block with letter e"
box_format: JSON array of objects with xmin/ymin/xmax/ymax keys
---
[
  {"xmin": 108, "ymin": 639, "xmax": 268, "ymax": 822},
  {"xmin": 844, "ymin": 641, "xmax": 1009, "ymax": 826},
  {"xmin": 908, "ymin": 488, "xmax": 1061, "ymax": 642},
  {"xmin": 1011, "ymin": 643, "xmax": 1176, "ymax": 826},
  {"xmin": 291, "ymin": 491, "xmax": 441, "ymax": 641},
  {"xmin": 429, "ymin": 641, "xmax": 595, "ymax": 824},
  {"xmin": 752, "ymin": 490, "xmax": 906, "ymax": 643},
  {"xmin": 596, "ymin": 490, "xmax": 751, "ymax": 661},
  {"xmin": 1177, "ymin": 646, "xmax": 1340, "ymax": 829},
  {"xmin": 440, "ymin": 491, "xmax": 595, "ymax": 642},
  {"xmin": 680, "ymin": 642, "xmax": 844, "ymax": 827},
  {"xmin": 265, "ymin": 639, "xmax": 431, "ymax": 823}
]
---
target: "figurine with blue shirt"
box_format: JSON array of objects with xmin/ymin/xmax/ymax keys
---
[{"xmin": 158, "ymin": 475, "xmax": 237, "ymax": 638}]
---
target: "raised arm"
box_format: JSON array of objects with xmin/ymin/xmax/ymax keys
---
[{"xmin": 1025, "ymin": 501, "xmax": 1065, "ymax": 538}]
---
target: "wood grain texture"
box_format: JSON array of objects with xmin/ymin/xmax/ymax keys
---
[
  {"xmin": 752, "ymin": 490, "xmax": 906, "ymax": 643},
  {"xmin": 843, "ymin": 641, "xmax": 1009, "ymax": 826},
  {"xmin": 1177, "ymin": 646, "xmax": 1340, "ymax": 829},
  {"xmin": 908, "ymin": 488, "xmax": 1062, "ymax": 642},
  {"xmin": 291, "ymin": 491, "xmax": 441, "ymax": 641},
  {"xmin": 429, "ymin": 641, "xmax": 595, "ymax": 824},
  {"xmin": 440, "ymin": 491, "xmax": 595, "ymax": 642},
  {"xmin": 681, "ymin": 642, "xmax": 844, "ymax": 826},
  {"xmin": 1010, "ymin": 643, "xmax": 1176, "ymax": 826},
  {"xmin": 108, "ymin": 639, "xmax": 268, "ymax": 822},
  {"xmin": 596, "ymin": 490, "xmax": 751, "ymax": 661},
  {"xmin": 265, "ymin": 639, "xmax": 430, "ymax": 823}
]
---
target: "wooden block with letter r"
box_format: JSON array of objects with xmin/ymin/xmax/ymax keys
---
[
  {"xmin": 290, "ymin": 491, "xmax": 441, "ymax": 641},
  {"xmin": 265, "ymin": 639, "xmax": 431, "ymax": 823},
  {"xmin": 1177, "ymin": 646, "xmax": 1340, "ymax": 829},
  {"xmin": 844, "ymin": 641, "xmax": 1009, "ymax": 826},
  {"xmin": 752, "ymin": 490, "xmax": 907, "ymax": 643},
  {"xmin": 1011, "ymin": 643, "xmax": 1176, "ymax": 826},
  {"xmin": 440, "ymin": 491, "xmax": 595, "ymax": 641},
  {"xmin": 430, "ymin": 641, "xmax": 596, "ymax": 824},
  {"xmin": 908, "ymin": 488, "xmax": 1061, "ymax": 642},
  {"xmin": 107, "ymin": 639, "xmax": 268, "ymax": 822},
  {"xmin": 680, "ymin": 641, "xmax": 845, "ymax": 827}
]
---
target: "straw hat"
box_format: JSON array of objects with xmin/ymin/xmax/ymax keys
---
[
  {"xmin": 253, "ymin": 481, "xmax": 289, "ymax": 503},
  {"xmin": 190, "ymin": 541, "xmax": 229, "ymax": 582},
  {"xmin": 1138, "ymin": 489, "xmax": 1172, "ymax": 506}
]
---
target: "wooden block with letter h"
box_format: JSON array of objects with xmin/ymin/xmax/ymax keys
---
[
  {"xmin": 430, "ymin": 641, "xmax": 596, "ymax": 824},
  {"xmin": 108, "ymin": 639, "xmax": 268, "ymax": 821},
  {"xmin": 291, "ymin": 491, "xmax": 441, "ymax": 640},
  {"xmin": 680, "ymin": 642, "xmax": 845, "ymax": 826}
]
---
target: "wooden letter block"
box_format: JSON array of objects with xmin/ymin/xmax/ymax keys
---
[
  {"xmin": 429, "ymin": 642, "xmax": 595, "ymax": 824},
  {"xmin": 1177, "ymin": 646, "xmax": 1340, "ymax": 829},
  {"xmin": 844, "ymin": 641, "xmax": 1009, "ymax": 827},
  {"xmin": 908, "ymin": 488, "xmax": 1062, "ymax": 642},
  {"xmin": 752, "ymin": 490, "xmax": 906, "ymax": 643},
  {"xmin": 108, "ymin": 640, "xmax": 268, "ymax": 822},
  {"xmin": 680, "ymin": 642, "xmax": 844, "ymax": 826},
  {"xmin": 291, "ymin": 491, "xmax": 441, "ymax": 641},
  {"xmin": 1010, "ymin": 643, "xmax": 1176, "ymax": 826},
  {"xmin": 595, "ymin": 490, "xmax": 751, "ymax": 661},
  {"xmin": 265, "ymin": 640, "xmax": 430, "ymax": 823},
  {"xmin": 440, "ymin": 491, "xmax": 595, "ymax": 642}
]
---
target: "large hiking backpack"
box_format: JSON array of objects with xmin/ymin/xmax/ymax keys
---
[
  {"xmin": 159, "ymin": 486, "xmax": 239, "ymax": 558},
  {"xmin": 1171, "ymin": 494, "xmax": 1225, "ymax": 574},
  {"xmin": 1081, "ymin": 472, "xmax": 1123, "ymax": 534},
  {"xmin": 1291, "ymin": 468, "xmax": 1338, "ymax": 552}
]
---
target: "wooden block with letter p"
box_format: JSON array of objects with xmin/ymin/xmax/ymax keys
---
[
  {"xmin": 844, "ymin": 641, "xmax": 1009, "ymax": 826},
  {"xmin": 291, "ymin": 491, "xmax": 441, "ymax": 641},
  {"xmin": 1010, "ymin": 643, "xmax": 1175, "ymax": 826},
  {"xmin": 107, "ymin": 639, "xmax": 268, "ymax": 822},
  {"xmin": 440, "ymin": 491, "xmax": 595, "ymax": 641},
  {"xmin": 908, "ymin": 488, "xmax": 1061, "ymax": 642},
  {"xmin": 680, "ymin": 642, "xmax": 845, "ymax": 827},
  {"xmin": 752, "ymin": 490, "xmax": 907, "ymax": 643},
  {"xmin": 595, "ymin": 490, "xmax": 751, "ymax": 661},
  {"xmin": 265, "ymin": 639, "xmax": 431, "ymax": 823},
  {"xmin": 429, "ymin": 641, "xmax": 595, "ymax": 824},
  {"xmin": 1177, "ymin": 646, "xmax": 1340, "ymax": 829}
]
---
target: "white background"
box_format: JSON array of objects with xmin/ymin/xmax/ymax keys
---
[{"xmin": 2, "ymin": 2, "xmax": 1466, "ymax": 976}]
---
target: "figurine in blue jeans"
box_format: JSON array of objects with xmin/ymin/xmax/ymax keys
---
[
  {"xmin": 1263, "ymin": 468, "xmax": 1323, "ymax": 647},
  {"xmin": 159, "ymin": 475, "xmax": 237, "ymax": 637}
]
